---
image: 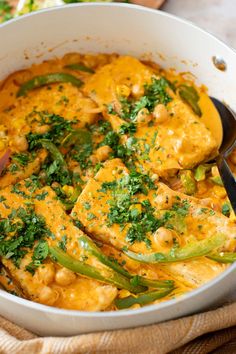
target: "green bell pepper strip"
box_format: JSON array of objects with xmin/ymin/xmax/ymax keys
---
[
  {"xmin": 180, "ymin": 170, "xmax": 196, "ymax": 195},
  {"xmin": 50, "ymin": 246, "xmax": 145, "ymax": 293},
  {"xmin": 208, "ymin": 252, "xmax": 236, "ymax": 263},
  {"xmin": 38, "ymin": 139, "xmax": 67, "ymax": 168},
  {"xmin": 210, "ymin": 176, "xmax": 223, "ymax": 186},
  {"xmin": 115, "ymin": 287, "xmax": 174, "ymax": 309},
  {"xmin": 64, "ymin": 63, "xmax": 95, "ymax": 74},
  {"xmin": 194, "ymin": 164, "xmax": 213, "ymax": 182},
  {"xmin": 123, "ymin": 233, "xmax": 225, "ymax": 264},
  {"xmin": 178, "ymin": 84, "xmax": 202, "ymax": 117},
  {"xmin": 38, "ymin": 139, "xmax": 71, "ymax": 184},
  {"xmin": 17, "ymin": 73, "xmax": 83, "ymax": 97},
  {"xmin": 78, "ymin": 235, "xmax": 174, "ymax": 289},
  {"xmin": 61, "ymin": 129, "xmax": 92, "ymax": 148}
]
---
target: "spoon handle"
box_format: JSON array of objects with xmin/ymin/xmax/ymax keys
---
[{"xmin": 216, "ymin": 155, "xmax": 236, "ymax": 213}]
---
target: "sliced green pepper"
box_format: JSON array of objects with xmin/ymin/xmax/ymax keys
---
[
  {"xmin": 38, "ymin": 139, "xmax": 71, "ymax": 184},
  {"xmin": 62, "ymin": 186, "xmax": 81, "ymax": 210},
  {"xmin": 194, "ymin": 164, "xmax": 212, "ymax": 182},
  {"xmin": 115, "ymin": 287, "xmax": 174, "ymax": 309},
  {"xmin": 180, "ymin": 170, "xmax": 196, "ymax": 195},
  {"xmin": 38, "ymin": 139, "xmax": 67, "ymax": 168},
  {"xmin": 61, "ymin": 129, "xmax": 92, "ymax": 148},
  {"xmin": 50, "ymin": 246, "xmax": 145, "ymax": 293},
  {"xmin": 64, "ymin": 63, "xmax": 95, "ymax": 74},
  {"xmin": 78, "ymin": 235, "xmax": 174, "ymax": 289},
  {"xmin": 124, "ymin": 233, "xmax": 225, "ymax": 264},
  {"xmin": 17, "ymin": 73, "xmax": 83, "ymax": 97},
  {"xmin": 178, "ymin": 84, "xmax": 202, "ymax": 117},
  {"xmin": 210, "ymin": 176, "xmax": 223, "ymax": 186},
  {"xmin": 208, "ymin": 252, "xmax": 236, "ymax": 263}
]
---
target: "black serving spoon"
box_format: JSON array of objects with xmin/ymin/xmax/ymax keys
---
[{"xmin": 210, "ymin": 97, "xmax": 236, "ymax": 213}]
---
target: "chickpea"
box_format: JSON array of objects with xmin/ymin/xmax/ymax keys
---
[
  {"xmin": 119, "ymin": 289, "xmax": 131, "ymax": 299},
  {"xmin": 62, "ymin": 185, "xmax": 74, "ymax": 197},
  {"xmin": 38, "ymin": 170, "xmax": 47, "ymax": 183},
  {"xmin": 73, "ymin": 166, "xmax": 82, "ymax": 175},
  {"xmin": 90, "ymin": 154, "xmax": 98, "ymax": 165},
  {"xmin": 154, "ymin": 193, "xmax": 173, "ymax": 209},
  {"xmin": 55, "ymin": 267, "xmax": 77, "ymax": 286},
  {"xmin": 151, "ymin": 173, "xmax": 159, "ymax": 182},
  {"xmin": 153, "ymin": 227, "xmax": 174, "ymax": 248},
  {"xmin": 213, "ymin": 185, "xmax": 227, "ymax": 199},
  {"xmin": 131, "ymin": 84, "xmax": 144, "ymax": 99},
  {"xmin": 95, "ymin": 145, "xmax": 112, "ymax": 162},
  {"xmin": 11, "ymin": 135, "xmax": 28, "ymax": 152},
  {"xmin": 136, "ymin": 108, "xmax": 152, "ymax": 125},
  {"xmin": 116, "ymin": 84, "xmax": 131, "ymax": 98},
  {"xmin": 39, "ymin": 286, "xmax": 59, "ymax": 306},
  {"xmin": 12, "ymin": 118, "xmax": 25, "ymax": 130},
  {"xmin": 51, "ymin": 182, "xmax": 61, "ymax": 190},
  {"xmin": 33, "ymin": 124, "xmax": 50, "ymax": 134},
  {"xmin": 153, "ymin": 104, "xmax": 169, "ymax": 123},
  {"xmin": 36, "ymin": 264, "xmax": 55, "ymax": 285}
]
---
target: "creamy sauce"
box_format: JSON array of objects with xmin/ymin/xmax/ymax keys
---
[
  {"xmin": 199, "ymin": 91, "xmax": 223, "ymax": 149},
  {"xmin": 0, "ymin": 53, "xmax": 235, "ymax": 311}
]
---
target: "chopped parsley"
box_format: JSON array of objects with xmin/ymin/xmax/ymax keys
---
[
  {"xmin": 87, "ymin": 212, "xmax": 96, "ymax": 221},
  {"xmin": 12, "ymin": 152, "xmax": 32, "ymax": 166},
  {"xmin": 8, "ymin": 163, "xmax": 19, "ymax": 173},
  {"xmin": 35, "ymin": 191, "xmax": 48, "ymax": 201},
  {"xmin": 58, "ymin": 235, "xmax": 67, "ymax": 252},
  {"xmin": 171, "ymin": 199, "xmax": 190, "ymax": 217},
  {"xmin": 100, "ymin": 171, "xmax": 159, "ymax": 247},
  {"xmin": 119, "ymin": 122, "xmax": 137, "ymax": 135},
  {"xmin": 99, "ymin": 174, "xmax": 191, "ymax": 248},
  {"xmin": 25, "ymin": 240, "xmax": 49, "ymax": 274},
  {"xmin": 100, "ymin": 131, "xmax": 119, "ymax": 150},
  {"xmin": 0, "ymin": 206, "xmax": 52, "ymax": 268},
  {"xmin": 0, "ymin": 195, "xmax": 6, "ymax": 202},
  {"xmin": 222, "ymin": 203, "xmax": 231, "ymax": 217},
  {"xmin": 72, "ymin": 142, "xmax": 93, "ymax": 170},
  {"xmin": 27, "ymin": 111, "xmax": 75, "ymax": 149},
  {"xmin": 83, "ymin": 202, "xmax": 91, "ymax": 210},
  {"xmin": 117, "ymin": 77, "xmax": 173, "ymax": 122}
]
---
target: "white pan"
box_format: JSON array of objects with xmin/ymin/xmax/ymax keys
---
[{"xmin": 0, "ymin": 3, "xmax": 235, "ymax": 336}]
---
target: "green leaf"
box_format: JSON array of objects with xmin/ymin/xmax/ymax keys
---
[
  {"xmin": 208, "ymin": 252, "xmax": 236, "ymax": 263},
  {"xmin": 115, "ymin": 287, "xmax": 174, "ymax": 309},
  {"xmin": 210, "ymin": 176, "xmax": 223, "ymax": 186},
  {"xmin": 194, "ymin": 164, "xmax": 212, "ymax": 182},
  {"xmin": 124, "ymin": 233, "xmax": 226, "ymax": 263},
  {"xmin": 178, "ymin": 84, "xmax": 202, "ymax": 116},
  {"xmin": 180, "ymin": 170, "xmax": 196, "ymax": 195},
  {"xmin": 64, "ymin": 63, "xmax": 95, "ymax": 73},
  {"xmin": 17, "ymin": 73, "xmax": 83, "ymax": 97}
]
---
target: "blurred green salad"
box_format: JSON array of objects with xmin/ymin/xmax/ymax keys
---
[{"xmin": 0, "ymin": 0, "xmax": 130, "ymax": 22}]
